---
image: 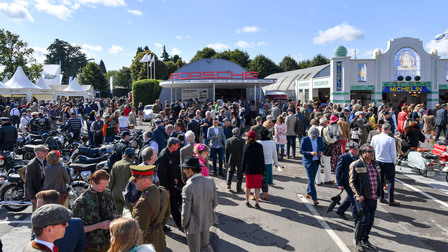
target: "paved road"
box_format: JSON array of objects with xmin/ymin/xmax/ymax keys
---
[{"xmin": 1, "ymin": 131, "xmax": 448, "ymax": 251}]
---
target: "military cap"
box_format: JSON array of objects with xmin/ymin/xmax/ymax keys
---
[
  {"xmin": 31, "ymin": 204, "xmax": 72, "ymax": 228},
  {"xmin": 0, "ymin": 117, "xmax": 10, "ymax": 121},
  {"xmin": 129, "ymin": 165, "xmax": 156, "ymax": 180},
  {"xmin": 154, "ymin": 118, "xmax": 163, "ymax": 124},
  {"xmin": 347, "ymin": 141, "xmax": 360, "ymax": 149},
  {"xmin": 124, "ymin": 148, "xmax": 135, "ymax": 156}
]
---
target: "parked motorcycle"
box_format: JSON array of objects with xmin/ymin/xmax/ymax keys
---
[
  {"xmin": 0, "ymin": 165, "xmax": 29, "ymax": 212},
  {"xmin": 398, "ymin": 147, "xmax": 438, "ymax": 177}
]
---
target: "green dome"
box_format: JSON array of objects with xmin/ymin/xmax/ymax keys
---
[{"xmin": 334, "ymin": 46, "xmax": 348, "ymax": 57}]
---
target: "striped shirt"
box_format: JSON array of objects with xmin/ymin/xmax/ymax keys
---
[
  {"xmin": 367, "ymin": 163, "xmax": 378, "ymax": 199},
  {"xmin": 68, "ymin": 117, "xmax": 82, "ymax": 131}
]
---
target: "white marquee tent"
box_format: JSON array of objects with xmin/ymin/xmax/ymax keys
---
[{"xmin": 3, "ymin": 66, "xmax": 43, "ymax": 101}]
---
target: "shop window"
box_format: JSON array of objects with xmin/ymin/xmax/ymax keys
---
[
  {"xmin": 394, "ymin": 47, "xmax": 420, "ymax": 80},
  {"xmin": 358, "ymin": 63, "xmax": 367, "ymax": 82}
]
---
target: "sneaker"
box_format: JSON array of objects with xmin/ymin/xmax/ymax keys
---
[
  {"xmin": 389, "ymin": 201, "xmax": 401, "ymax": 207},
  {"xmin": 353, "ymin": 239, "xmax": 364, "ymax": 252},
  {"xmin": 305, "ymin": 194, "xmax": 312, "ymax": 199},
  {"xmin": 379, "ymin": 199, "xmax": 389, "ymax": 204},
  {"xmin": 255, "ymin": 203, "xmax": 261, "ymax": 209},
  {"xmin": 361, "ymin": 240, "xmax": 377, "ymax": 250}
]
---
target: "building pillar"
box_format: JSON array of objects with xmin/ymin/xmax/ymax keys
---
[{"xmin": 213, "ymin": 83, "xmax": 215, "ymax": 101}]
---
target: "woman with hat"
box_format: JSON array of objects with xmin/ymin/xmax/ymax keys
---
[
  {"xmin": 242, "ymin": 130, "xmax": 265, "ymax": 209},
  {"xmin": 193, "ymin": 143, "xmax": 210, "ymax": 177},
  {"xmin": 328, "ymin": 115, "xmax": 343, "ymax": 172},
  {"xmin": 274, "ymin": 116, "xmax": 287, "ymax": 161}
]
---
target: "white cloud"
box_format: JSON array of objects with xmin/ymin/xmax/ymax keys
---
[
  {"xmin": 82, "ymin": 44, "xmax": 103, "ymax": 52},
  {"xmin": 235, "ymin": 40, "xmax": 253, "ymax": 48},
  {"xmin": 35, "ymin": 0, "xmax": 72, "ymax": 20},
  {"xmin": 108, "ymin": 45, "xmax": 123, "ymax": 54},
  {"xmin": 171, "ymin": 47, "xmax": 181, "ymax": 55},
  {"xmin": 186, "ymin": 35, "xmax": 191, "ymax": 39},
  {"xmin": 154, "ymin": 43, "xmax": 163, "ymax": 48},
  {"xmin": 207, "ymin": 43, "xmax": 230, "ymax": 51},
  {"xmin": 0, "ymin": 2, "xmax": 34, "ymax": 22},
  {"xmin": 257, "ymin": 41, "xmax": 266, "ymax": 46},
  {"xmin": 127, "ymin": 9, "xmax": 142, "ymax": 16},
  {"xmin": 313, "ymin": 23, "xmax": 363, "ymax": 45},
  {"xmin": 74, "ymin": 0, "xmax": 126, "ymax": 7},
  {"xmin": 175, "ymin": 35, "xmax": 182, "ymax": 40},
  {"xmin": 236, "ymin": 26, "xmax": 261, "ymax": 34},
  {"xmin": 425, "ymin": 40, "xmax": 448, "ymax": 57},
  {"xmin": 32, "ymin": 46, "xmax": 48, "ymax": 63}
]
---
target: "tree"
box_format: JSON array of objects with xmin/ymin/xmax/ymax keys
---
[
  {"xmin": 99, "ymin": 60, "xmax": 107, "ymax": 74},
  {"xmin": 79, "ymin": 62, "xmax": 108, "ymax": 93},
  {"xmin": 310, "ymin": 53, "xmax": 329, "ymax": 67},
  {"xmin": 172, "ymin": 54, "xmax": 180, "ymax": 63},
  {"xmin": 161, "ymin": 45, "xmax": 170, "ymax": 62},
  {"xmin": 0, "ymin": 28, "xmax": 42, "ymax": 81},
  {"xmin": 45, "ymin": 39, "xmax": 88, "ymax": 84},
  {"xmin": 279, "ymin": 56, "xmax": 300, "ymax": 72},
  {"xmin": 247, "ymin": 54, "xmax": 281, "ymax": 79},
  {"xmin": 132, "ymin": 79, "xmax": 162, "ymax": 108},
  {"xmin": 190, "ymin": 47, "xmax": 217, "ymax": 62},
  {"xmin": 114, "ymin": 67, "xmax": 132, "ymax": 90},
  {"xmin": 213, "ymin": 49, "xmax": 250, "ymax": 69}
]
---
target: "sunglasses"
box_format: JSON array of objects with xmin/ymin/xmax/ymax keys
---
[{"xmin": 366, "ymin": 150, "xmax": 375, "ymax": 153}]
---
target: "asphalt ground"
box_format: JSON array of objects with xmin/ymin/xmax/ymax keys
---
[{"xmin": 1, "ymin": 122, "xmax": 448, "ymax": 251}]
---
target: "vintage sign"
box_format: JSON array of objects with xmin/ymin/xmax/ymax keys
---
[
  {"xmin": 170, "ymin": 71, "xmax": 258, "ymax": 80},
  {"xmin": 181, "ymin": 89, "xmax": 209, "ymax": 102},
  {"xmin": 336, "ymin": 61, "xmax": 342, "ymax": 91},
  {"xmin": 383, "ymin": 86, "xmax": 430, "ymax": 92}
]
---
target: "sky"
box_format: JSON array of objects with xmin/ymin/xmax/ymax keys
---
[{"xmin": 1, "ymin": 0, "xmax": 448, "ymax": 73}]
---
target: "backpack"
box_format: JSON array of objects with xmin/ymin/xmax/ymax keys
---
[
  {"xmin": 123, "ymin": 180, "xmax": 142, "ymax": 204},
  {"xmin": 107, "ymin": 151, "xmax": 120, "ymax": 170},
  {"xmin": 294, "ymin": 114, "xmax": 304, "ymax": 135}
]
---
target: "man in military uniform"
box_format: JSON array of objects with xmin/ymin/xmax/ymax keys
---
[
  {"xmin": 132, "ymin": 165, "xmax": 170, "ymax": 252},
  {"xmin": 108, "ymin": 148, "xmax": 135, "ymax": 215}
]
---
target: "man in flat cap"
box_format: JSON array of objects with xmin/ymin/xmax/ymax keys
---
[
  {"xmin": 181, "ymin": 156, "xmax": 218, "ymax": 252},
  {"xmin": 25, "ymin": 145, "xmax": 49, "ymax": 211},
  {"xmin": 132, "ymin": 165, "xmax": 170, "ymax": 252},
  {"xmin": 108, "ymin": 148, "xmax": 135, "ymax": 215},
  {"xmin": 153, "ymin": 118, "xmax": 168, "ymax": 154},
  {"xmin": 335, "ymin": 141, "xmax": 360, "ymax": 220},
  {"xmin": 0, "ymin": 116, "xmax": 17, "ymax": 151},
  {"xmin": 23, "ymin": 204, "xmax": 72, "ymax": 252}
]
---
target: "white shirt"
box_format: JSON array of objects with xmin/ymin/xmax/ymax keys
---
[
  {"xmin": 10, "ymin": 107, "xmax": 20, "ymax": 116},
  {"xmin": 371, "ymin": 132, "xmax": 397, "ymax": 164},
  {"xmin": 257, "ymin": 140, "xmax": 279, "ymax": 166},
  {"xmin": 35, "ymin": 238, "xmax": 55, "ymax": 252},
  {"xmin": 118, "ymin": 116, "xmax": 130, "ymax": 128}
]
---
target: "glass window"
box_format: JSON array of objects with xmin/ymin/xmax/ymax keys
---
[{"xmin": 394, "ymin": 47, "xmax": 420, "ymax": 80}]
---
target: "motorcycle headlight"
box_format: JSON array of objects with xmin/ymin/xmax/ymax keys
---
[
  {"xmin": 70, "ymin": 132, "xmax": 74, "ymax": 138},
  {"xmin": 80, "ymin": 171, "xmax": 92, "ymax": 181},
  {"xmin": 9, "ymin": 152, "xmax": 15, "ymax": 159},
  {"xmin": 57, "ymin": 136, "xmax": 64, "ymax": 143},
  {"xmin": 17, "ymin": 136, "xmax": 24, "ymax": 143}
]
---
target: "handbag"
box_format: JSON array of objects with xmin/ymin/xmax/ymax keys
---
[{"xmin": 320, "ymin": 127, "xmax": 333, "ymax": 156}]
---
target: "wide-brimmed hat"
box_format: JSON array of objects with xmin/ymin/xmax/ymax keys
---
[
  {"xmin": 330, "ymin": 115, "xmax": 339, "ymax": 124},
  {"xmin": 179, "ymin": 156, "xmax": 204, "ymax": 168}
]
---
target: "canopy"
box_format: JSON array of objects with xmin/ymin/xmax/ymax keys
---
[
  {"xmin": 64, "ymin": 78, "xmax": 85, "ymax": 92},
  {"xmin": 2, "ymin": 76, "xmax": 8, "ymax": 83},
  {"xmin": 36, "ymin": 77, "xmax": 52, "ymax": 89},
  {"xmin": 4, "ymin": 66, "xmax": 41, "ymax": 89}
]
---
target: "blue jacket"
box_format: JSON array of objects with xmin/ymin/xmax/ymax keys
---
[
  {"xmin": 54, "ymin": 217, "xmax": 86, "ymax": 252},
  {"xmin": 153, "ymin": 126, "xmax": 168, "ymax": 152},
  {"xmin": 336, "ymin": 152, "xmax": 359, "ymax": 187},
  {"xmin": 300, "ymin": 136, "xmax": 324, "ymax": 168}
]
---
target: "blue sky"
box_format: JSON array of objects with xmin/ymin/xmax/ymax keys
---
[{"xmin": 1, "ymin": 0, "xmax": 448, "ymax": 73}]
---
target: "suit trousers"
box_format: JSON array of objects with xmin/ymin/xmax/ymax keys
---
[
  {"xmin": 322, "ymin": 156, "xmax": 332, "ymax": 182},
  {"xmin": 378, "ymin": 161, "xmax": 395, "ymax": 203},
  {"xmin": 435, "ymin": 125, "xmax": 447, "ymax": 141},
  {"xmin": 336, "ymin": 185, "xmax": 357, "ymax": 220},
  {"xmin": 169, "ymin": 188, "xmax": 182, "ymax": 227},
  {"xmin": 226, "ymin": 164, "xmax": 243, "ymax": 191},
  {"xmin": 306, "ymin": 161, "xmax": 319, "ymax": 200},
  {"xmin": 286, "ymin": 136, "xmax": 296, "ymax": 157},
  {"xmin": 210, "ymin": 147, "xmax": 223, "ymax": 174},
  {"xmin": 186, "ymin": 231, "xmax": 213, "ymax": 252}
]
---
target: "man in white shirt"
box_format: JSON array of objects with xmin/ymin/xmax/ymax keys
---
[
  {"xmin": 371, "ymin": 123, "xmax": 400, "ymax": 207},
  {"xmin": 10, "ymin": 104, "xmax": 20, "ymax": 128}
]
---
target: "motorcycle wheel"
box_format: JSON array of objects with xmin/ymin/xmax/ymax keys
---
[
  {"xmin": 0, "ymin": 184, "xmax": 28, "ymax": 212},
  {"xmin": 446, "ymin": 174, "xmax": 448, "ymax": 183},
  {"xmin": 418, "ymin": 169, "xmax": 428, "ymax": 177},
  {"xmin": 67, "ymin": 181, "xmax": 89, "ymax": 209},
  {"xmin": 23, "ymin": 151, "xmax": 35, "ymax": 161}
]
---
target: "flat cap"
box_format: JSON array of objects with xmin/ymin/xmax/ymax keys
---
[
  {"xmin": 347, "ymin": 141, "xmax": 360, "ymax": 149},
  {"xmin": 121, "ymin": 131, "xmax": 131, "ymax": 137},
  {"xmin": 154, "ymin": 118, "xmax": 163, "ymax": 124},
  {"xmin": 32, "ymin": 204, "xmax": 72, "ymax": 228},
  {"xmin": 124, "ymin": 148, "xmax": 135, "ymax": 156},
  {"xmin": 167, "ymin": 137, "xmax": 181, "ymax": 145},
  {"xmin": 0, "ymin": 117, "xmax": 10, "ymax": 121}
]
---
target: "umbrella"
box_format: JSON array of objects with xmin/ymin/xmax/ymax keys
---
[
  {"xmin": 325, "ymin": 189, "xmax": 344, "ymax": 214},
  {"xmin": 354, "ymin": 201, "xmax": 365, "ymax": 243}
]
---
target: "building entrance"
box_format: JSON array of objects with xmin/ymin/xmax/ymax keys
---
[
  {"xmin": 350, "ymin": 91, "xmax": 372, "ymax": 106},
  {"xmin": 215, "ymin": 88, "xmax": 246, "ymax": 102}
]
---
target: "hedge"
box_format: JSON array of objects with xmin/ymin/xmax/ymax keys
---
[{"xmin": 132, "ymin": 79, "xmax": 162, "ymax": 108}]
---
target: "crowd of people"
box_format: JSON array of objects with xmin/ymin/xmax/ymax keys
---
[{"xmin": 0, "ymin": 95, "xmax": 440, "ymax": 252}]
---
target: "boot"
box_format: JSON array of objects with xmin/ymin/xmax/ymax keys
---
[{"xmin": 280, "ymin": 149, "xmax": 284, "ymax": 161}]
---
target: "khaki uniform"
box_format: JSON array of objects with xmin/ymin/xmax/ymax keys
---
[
  {"xmin": 108, "ymin": 157, "xmax": 133, "ymax": 215},
  {"xmin": 132, "ymin": 185, "xmax": 170, "ymax": 252}
]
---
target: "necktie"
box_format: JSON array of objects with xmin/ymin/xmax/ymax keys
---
[{"xmin": 53, "ymin": 245, "xmax": 59, "ymax": 252}]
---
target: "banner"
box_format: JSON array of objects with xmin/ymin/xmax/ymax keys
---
[
  {"xmin": 336, "ymin": 61, "xmax": 342, "ymax": 91},
  {"xmin": 110, "ymin": 76, "xmax": 114, "ymax": 96},
  {"xmin": 358, "ymin": 63, "xmax": 367, "ymax": 82},
  {"xmin": 382, "ymin": 86, "xmax": 430, "ymax": 93},
  {"xmin": 433, "ymin": 30, "xmax": 447, "ymax": 43}
]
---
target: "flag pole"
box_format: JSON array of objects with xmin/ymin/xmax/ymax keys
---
[
  {"xmin": 147, "ymin": 61, "xmax": 149, "ymax": 79},
  {"xmin": 154, "ymin": 56, "xmax": 156, "ymax": 80}
]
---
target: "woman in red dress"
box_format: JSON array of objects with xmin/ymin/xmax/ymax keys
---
[
  {"xmin": 242, "ymin": 130, "xmax": 265, "ymax": 209},
  {"xmin": 397, "ymin": 105, "xmax": 408, "ymax": 134}
]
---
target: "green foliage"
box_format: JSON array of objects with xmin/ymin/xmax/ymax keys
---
[
  {"xmin": 79, "ymin": 62, "xmax": 108, "ymax": 93},
  {"xmin": 279, "ymin": 56, "xmax": 300, "ymax": 72},
  {"xmin": 130, "ymin": 51, "xmax": 168, "ymax": 81},
  {"xmin": 247, "ymin": 54, "xmax": 281, "ymax": 79},
  {"xmin": 190, "ymin": 47, "xmax": 217, "ymax": 62},
  {"xmin": 0, "ymin": 28, "xmax": 41, "ymax": 81},
  {"xmin": 106, "ymin": 67, "xmax": 132, "ymax": 91},
  {"xmin": 213, "ymin": 49, "xmax": 250, "ymax": 69},
  {"xmin": 99, "ymin": 60, "xmax": 107, "ymax": 74},
  {"xmin": 45, "ymin": 39, "xmax": 88, "ymax": 84},
  {"xmin": 172, "ymin": 54, "xmax": 180, "ymax": 62},
  {"xmin": 310, "ymin": 53, "xmax": 329, "ymax": 67},
  {"xmin": 161, "ymin": 45, "xmax": 170, "ymax": 62},
  {"xmin": 132, "ymin": 79, "xmax": 162, "ymax": 108}
]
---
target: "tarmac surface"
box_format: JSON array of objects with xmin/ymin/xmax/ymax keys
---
[{"xmin": 1, "ymin": 123, "xmax": 448, "ymax": 251}]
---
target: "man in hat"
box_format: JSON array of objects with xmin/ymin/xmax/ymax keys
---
[
  {"xmin": 153, "ymin": 118, "xmax": 168, "ymax": 153},
  {"xmin": 25, "ymin": 145, "xmax": 49, "ymax": 211},
  {"xmin": 181, "ymin": 156, "xmax": 218, "ymax": 252},
  {"xmin": 66, "ymin": 112, "xmax": 82, "ymax": 141},
  {"xmin": 132, "ymin": 165, "xmax": 170, "ymax": 252},
  {"xmin": 250, "ymin": 116, "xmax": 266, "ymax": 140},
  {"xmin": 0, "ymin": 116, "xmax": 17, "ymax": 151},
  {"xmin": 10, "ymin": 104, "xmax": 20, "ymax": 128},
  {"xmin": 23, "ymin": 204, "xmax": 72, "ymax": 252},
  {"xmin": 335, "ymin": 141, "xmax": 359, "ymax": 220},
  {"xmin": 356, "ymin": 112, "xmax": 371, "ymax": 146},
  {"xmin": 300, "ymin": 127, "xmax": 324, "ymax": 206},
  {"xmin": 113, "ymin": 131, "xmax": 130, "ymax": 159},
  {"xmin": 108, "ymin": 148, "xmax": 135, "ymax": 215},
  {"xmin": 138, "ymin": 131, "xmax": 158, "ymax": 163},
  {"xmin": 157, "ymin": 137, "xmax": 183, "ymax": 230}
]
